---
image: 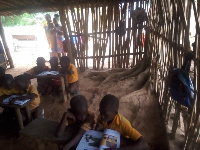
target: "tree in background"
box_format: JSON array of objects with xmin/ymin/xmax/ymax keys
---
[{"xmin": 1, "ymin": 12, "xmax": 56, "ymax": 27}]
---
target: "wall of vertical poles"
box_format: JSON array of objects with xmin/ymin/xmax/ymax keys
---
[
  {"xmin": 60, "ymin": 0, "xmax": 150, "ymax": 70},
  {"xmin": 149, "ymin": 0, "xmax": 200, "ymax": 149}
]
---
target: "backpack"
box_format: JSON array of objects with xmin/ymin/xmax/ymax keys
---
[{"xmin": 169, "ymin": 68, "xmax": 194, "ymax": 107}]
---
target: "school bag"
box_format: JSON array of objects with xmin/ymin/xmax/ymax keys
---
[{"xmin": 169, "ymin": 68, "xmax": 194, "ymax": 107}]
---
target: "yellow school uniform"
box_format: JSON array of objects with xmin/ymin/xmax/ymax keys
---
[
  {"xmin": 20, "ymin": 84, "xmax": 40, "ymax": 111},
  {"xmin": 68, "ymin": 64, "xmax": 78, "ymax": 83},
  {"xmin": 66, "ymin": 109, "xmax": 95, "ymax": 131},
  {"xmin": 0, "ymin": 87, "xmax": 20, "ymax": 96},
  {"xmin": 97, "ymin": 113, "xmax": 142, "ymax": 141}
]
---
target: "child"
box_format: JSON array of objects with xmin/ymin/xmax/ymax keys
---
[
  {"xmin": 26, "ymin": 57, "xmax": 49, "ymax": 75},
  {"xmin": 96, "ymin": 94, "xmax": 149, "ymax": 150},
  {"xmin": 0, "ymin": 66, "xmax": 5, "ymax": 87},
  {"xmin": 49, "ymin": 56, "xmax": 60, "ymax": 71},
  {"xmin": 59, "ymin": 56, "xmax": 79, "ymax": 95},
  {"xmin": 26, "ymin": 57, "xmax": 50, "ymax": 95},
  {"xmin": 11, "ymin": 75, "xmax": 43, "ymax": 119},
  {"xmin": 0, "ymin": 74, "xmax": 20, "ymax": 96},
  {"xmin": 56, "ymin": 95, "xmax": 95, "ymax": 150},
  {"xmin": 49, "ymin": 57, "xmax": 61, "ymax": 96}
]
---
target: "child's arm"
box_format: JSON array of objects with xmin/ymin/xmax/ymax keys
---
[
  {"xmin": 56, "ymin": 112, "xmax": 76, "ymax": 137},
  {"xmin": 9, "ymin": 93, "xmax": 35, "ymax": 104},
  {"xmin": 105, "ymin": 136, "xmax": 149, "ymax": 150},
  {"xmin": 62, "ymin": 129, "xmax": 86, "ymax": 150},
  {"xmin": 59, "ymin": 68, "xmax": 74, "ymax": 75}
]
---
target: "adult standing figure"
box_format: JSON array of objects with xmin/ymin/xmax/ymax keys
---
[
  {"xmin": 44, "ymin": 14, "xmax": 52, "ymax": 50},
  {"xmin": 51, "ymin": 14, "xmax": 65, "ymax": 58}
]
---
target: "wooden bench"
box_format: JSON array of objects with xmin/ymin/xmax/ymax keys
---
[{"xmin": 12, "ymin": 35, "xmax": 37, "ymax": 51}]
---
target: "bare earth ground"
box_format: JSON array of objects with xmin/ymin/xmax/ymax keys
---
[{"xmin": 0, "ymin": 49, "xmax": 169, "ymax": 150}]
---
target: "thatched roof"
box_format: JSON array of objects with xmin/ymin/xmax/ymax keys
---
[{"xmin": 0, "ymin": 0, "xmax": 96, "ymax": 16}]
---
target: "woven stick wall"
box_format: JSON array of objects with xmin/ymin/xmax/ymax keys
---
[
  {"xmin": 60, "ymin": 0, "xmax": 150, "ymax": 70},
  {"xmin": 149, "ymin": 0, "xmax": 200, "ymax": 149}
]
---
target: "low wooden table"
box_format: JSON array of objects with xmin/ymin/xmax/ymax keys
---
[
  {"xmin": 0, "ymin": 96, "xmax": 33, "ymax": 130},
  {"xmin": 36, "ymin": 73, "xmax": 70, "ymax": 102}
]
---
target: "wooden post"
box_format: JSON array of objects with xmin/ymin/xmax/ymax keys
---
[
  {"xmin": 0, "ymin": 16, "xmax": 14, "ymax": 68},
  {"xmin": 59, "ymin": 8, "xmax": 75, "ymax": 64}
]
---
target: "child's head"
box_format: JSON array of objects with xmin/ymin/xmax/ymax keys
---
[
  {"xmin": 49, "ymin": 57, "xmax": 58, "ymax": 69},
  {"xmin": 15, "ymin": 74, "xmax": 30, "ymax": 91},
  {"xmin": 70, "ymin": 95, "xmax": 88, "ymax": 122},
  {"xmin": 99, "ymin": 94, "xmax": 119, "ymax": 122},
  {"xmin": 1, "ymin": 74, "xmax": 14, "ymax": 90},
  {"xmin": 36, "ymin": 57, "xmax": 46, "ymax": 70},
  {"xmin": 0, "ymin": 67, "xmax": 5, "ymax": 77},
  {"xmin": 45, "ymin": 14, "xmax": 51, "ymax": 23},
  {"xmin": 60, "ymin": 56, "xmax": 70, "ymax": 69},
  {"xmin": 53, "ymin": 17, "xmax": 59, "ymax": 26}
]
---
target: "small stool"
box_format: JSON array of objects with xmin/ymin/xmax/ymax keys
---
[{"xmin": 18, "ymin": 118, "xmax": 78, "ymax": 150}]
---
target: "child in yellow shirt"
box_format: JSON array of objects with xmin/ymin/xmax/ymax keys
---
[
  {"xmin": 0, "ymin": 74, "xmax": 20, "ymax": 96},
  {"xmin": 11, "ymin": 75, "xmax": 43, "ymax": 119},
  {"xmin": 25, "ymin": 57, "xmax": 49, "ymax": 95},
  {"xmin": 56, "ymin": 95, "xmax": 95, "ymax": 150},
  {"xmin": 96, "ymin": 94, "xmax": 149, "ymax": 150},
  {"xmin": 59, "ymin": 56, "xmax": 79, "ymax": 95}
]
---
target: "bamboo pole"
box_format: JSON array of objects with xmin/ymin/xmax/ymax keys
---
[
  {"xmin": 59, "ymin": 8, "xmax": 74, "ymax": 64},
  {"xmin": 0, "ymin": 16, "xmax": 14, "ymax": 68},
  {"xmin": 85, "ymin": 5, "xmax": 89, "ymax": 68}
]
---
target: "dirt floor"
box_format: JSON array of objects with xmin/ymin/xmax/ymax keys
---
[{"xmin": 0, "ymin": 50, "xmax": 169, "ymax": 150}]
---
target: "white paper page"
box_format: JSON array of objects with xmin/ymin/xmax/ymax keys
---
[
  {"xmin": 99, "ymin": 129, "xmax": 120, "ymax": 150},
  {"xmin": 37, "ymin": 71, "xmax": 59, "ymax": 76},
  {"xmin": 76, "ymin": 130, "xmax": 103, "ymax": 150},
  {"xmin": 2, "ymin": 94, "xmax": 30, "ymax": 105}
]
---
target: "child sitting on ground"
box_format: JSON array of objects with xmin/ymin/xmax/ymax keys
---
[
  {"xmin": 25, "ymin": 57, "xmax": 50, "ymax": 95},
  {"xmin": 0, "ymin": 74, "xmax": 20, "ymax": 96},
  {"xmin": 11, "ymin": 75, "xmax": 43, "ymax": 119},
  {"xmin": 59, "ymin": 56, "xmax": 79, "ymax": 95},
  {"xmin": 56, "ymin": 95, "xmax": 95, "ymax": 150},
  {"xmin": 0, "ymin": 66, "xmax": 5, "ymax": 87},
  {"xmin": 96, "ymin": 94, "xmax": 149, "ymax": 150},
  {"xmin": 49, "ymin": 56, "xmax": 60, "ymax": 71},
  {"xmin": 49, "ymin": 57, "xmax": 61, "ymax": 96}
]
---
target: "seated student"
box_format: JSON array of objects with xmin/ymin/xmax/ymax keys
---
[
  {"xmin": 49, "ymin": 57, "xmax": 61, "ymax": 96},
  {"xmin": 96, "ymin": 94, "xmax": 149, "ymax": 150},
  {"xmin": 0, "ymin": 74, "xmax": 20, "ymax": 96},
  {"xmin": 0, "ymin": 74, "xmax": 21, "ymax": 119},
  {"xmin": 11, "ymin": 75, "xmax": 43, "ymax": 119},
  {"xmin": 56, "ymin": 95, "xmax": 95, "ymax": 150},
  {"xmin": 25, "ymin": 57, "xmax": 50, "ymax": 95},
  {"xmin": 59, "ymin": 56, "xmax": 79, "ymax": 95},
  {"xmin": 50, "ymin": 56, "xmax": 60, "ymax": 71},
  {"xmin": 0, "ymin": 66, "xmax": 5, "ymax": 87}
]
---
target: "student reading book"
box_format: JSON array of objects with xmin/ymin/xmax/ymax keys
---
[
  {"xmin": 96, "ymin": 94, "xmax": 149, "ymax": 150},
  {"xmin": 76, "ymin": 129, "xmax": 120, "ymax": 150}
]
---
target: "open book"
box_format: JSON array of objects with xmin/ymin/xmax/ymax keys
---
[
  {"xmin": 37, "ymin": 71, "xmax": 59, "ymax": 76},
  {"xmin": 76, "ymin": 129, "xmax": 120, "ymax": 150},
  {"xmin": 2, "ymin": 94, "xmax": 30, "ymax": 105}
]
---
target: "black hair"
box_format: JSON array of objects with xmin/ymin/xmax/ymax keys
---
[
  {"xmin": 1, "ymin": 74, "xmax": 13, "ymax": 85},
  {"xmin": 60, "ymin": 56, "xmax": 70, "ymax": 64},
  {"xmin": 100, "ymin": 94, "xmax": 119, "ymax": 112},
  {"xmin": 37, "ymin": 57, "xmax": 46, "ymax": 64},
  {"xmin": 45, "ymin": 14, "xmax": 51, "ymax": 18},
  {"xmin": 54, "ymin": 14, "xmax": 59, "ymax": 18},
  {"xmin": 0, "ymin": 67, "xmax": 5, "ymax": 76},
  {"xmin": 50, "ymin": 57, "xmax": 58, "ymax": 63},
  {"xmin": 15, "ymin": 74, "xmax": 30, "ymax": 84},
  {"xmin": 70, "ymin": 95, "xmax": 88, "ymax": 112}
]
